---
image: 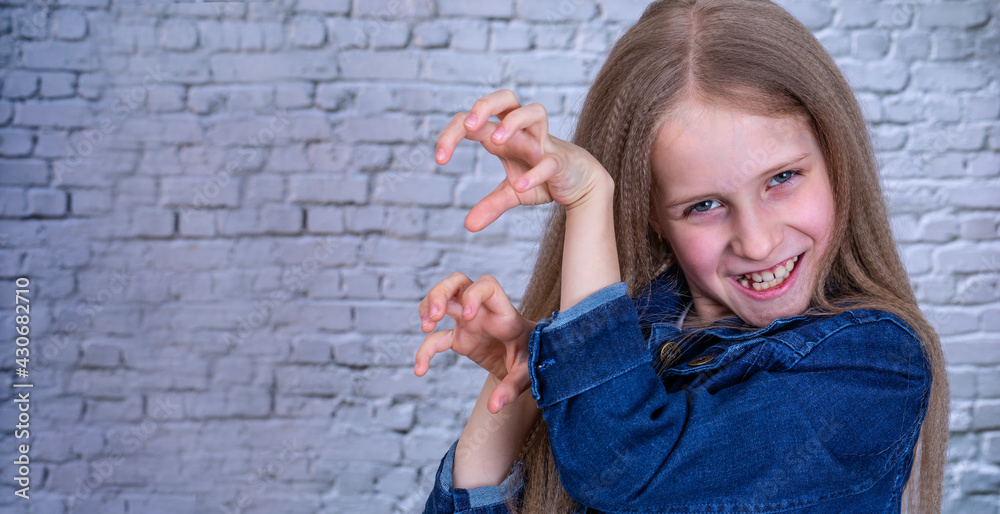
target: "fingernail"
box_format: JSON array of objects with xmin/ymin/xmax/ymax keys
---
[
  {"xmin": 498, "ymin": 397, "xmax": 507, "ymax": 410},
  {"xmin": 492, "ymin": 126, "xmax": 505, "ymax": 140},
  {"xmin": 420, "ymin": 315, "xmax": 429, "ymax": 325},
  {"xmin": 516, "ymin": 178, "xmax": 528, "ymax": 190},
  {"xmin": 436, "ymin": 149, "xmax": 446, "ymax": 162},
  {"xmin": 463, "ymin": 305, "xmax": 472, "ymax": 317},
  {"xmin": 466, "ymin": 114, "xmax": 478, "ymax": 127},
  {"xmin": 430, "ymin": 305, "xmax": 439, "ymax": 317}
]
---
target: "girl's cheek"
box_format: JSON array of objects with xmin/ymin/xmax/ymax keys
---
[
  {"xmin": 795, "ymin": 188, "xmax": 836, "ymax": 243},
  {"xmin": 671, "ymin": 228, "xmax": 723, "ymax": 276}
]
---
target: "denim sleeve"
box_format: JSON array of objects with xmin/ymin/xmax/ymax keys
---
[
  {"xmin": 527, "ymin": 287, "xmax": 932, "ymax": 512},
  {"xmin": 423, "ymin": 439, "xmax": 523, "ymax": 514},
  {"xmin": 528, "ymin": 282, "xmax": 649, "ymax": 407}
]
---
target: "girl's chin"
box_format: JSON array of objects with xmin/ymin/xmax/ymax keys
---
[{"xmin": 731, "ymin": 296, "xmax": 811, "ymax": 327}]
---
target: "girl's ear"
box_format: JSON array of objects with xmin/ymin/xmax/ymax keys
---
[{"xmin": 648, "ymin": 215, "xmax": 664, "ymax": 242}]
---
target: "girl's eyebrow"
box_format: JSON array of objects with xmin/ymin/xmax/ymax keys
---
[{"xmin": 661, "ymin": 152, "xmax": 811, "ymax": 209}]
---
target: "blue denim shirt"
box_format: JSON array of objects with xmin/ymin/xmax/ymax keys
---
[{"xmin": 424, "ymin": 271, "xmax": 932, "ymax": 513}]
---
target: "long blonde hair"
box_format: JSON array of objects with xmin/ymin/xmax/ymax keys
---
[{"xmin": 511, "ymin": 0, "xmax": 948, "ymax": 512}]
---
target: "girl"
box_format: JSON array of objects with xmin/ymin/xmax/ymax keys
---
[{"xmin": 414, "ymin": 0, "xmax": 949, "ymax": 512}]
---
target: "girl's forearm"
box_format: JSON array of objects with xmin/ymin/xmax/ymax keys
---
[
  {"xmin": 561, "ymin": 176, "xmax": 621, "ymax": 312},
  {"xmin": 452, "ymin": 373, "xmax": 540, "ymax": 488}
]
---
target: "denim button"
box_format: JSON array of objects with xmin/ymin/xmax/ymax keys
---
[
  {"xmin": 688, "ymin": 355, "xmax": 714, "ymax": 366},
  {"xmin": 659, "ymin": 341, "xmax": 680, "ymax": 366}
]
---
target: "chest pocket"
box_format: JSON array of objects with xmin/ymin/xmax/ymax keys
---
[{"xmin": 650, "ymin": 323, "xmax": 776, "ymax": 394}]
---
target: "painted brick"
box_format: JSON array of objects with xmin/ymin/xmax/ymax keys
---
[
  {"xmin": 245, "ymin": 174, "xmax": 285, "ymax": 204},
  {"xmin": 52, "ymin": 8, "xmax": 88, "ymax": 40},
  {"xmin": 775, "ymin": 0, "xmax": 833, "ymax": 29},
  {"xmin": 374, "ymin": 172, "xmax": 453, "ymax": 206},
  {"xmin": 509, "ymin": 54, "xmax": 592, "ymax": 84},
  {"xmin": 490, "ymin": 22, "xmax": 534, "ymax": 52},
  {"xmin": 0, "ymin": 188, "xmax": 28, "ymax": 218},
  {"xmin": 0, "ymin": 100, "xmax": 12, "ymax": 124},
  {"xmin": 260, "ymin": 204, "xmax": 303, "ymax": 235},
  {"xmin": 210, "ymin": 52, "xmax": 338, "ymax": 82},
  {"xmin": 840, "ymin": 61, "xmax": 909, "ymax": 93},
  {"xmin": 603, "ymin": 1, "xmax": 648, "ymax": 23},
  {"xmin": 518, "ymin": 0, "xmax": 598, "ymax": 22},
  {"xmin": 274, "ymin": 82, "xmax": 314, "ymax": 109},
  {"xmin": 534, "ymin": 23, "xmax": 576, "ymax": 49},
  {"xmin": 917, "ymin": 2, "xmax": 990, "ymax": 28},
  {"xmin": 355, "ymin": 0, "xmax": 434, "ymax": 18},
  {"xmin": 289, "ymin": 175, "xmax": 368, "ymax": 203},
  {"xmin": 289, "ymin": 15, "xmax": 326, "ymax": 48},
  {"xmin": 16, "ymin": 99, "xmax": 94, "ymax": 128},
  {"xmin": 295, "ymin": 0, "xmax": 350, "ymax": 14},
  {"xmin": 2, "ymin": 70, "xmax": 38, "ymax": 99},
  {"xmin": 305, "ymin": 206, "xmax": 345, "ymax": 234},
  {"xmin": 852, "ymin": 30, "xmax": 889, "ymax": 59},
  {"xmin": 896, "ymin": 31, "xmax": 931, "ymax": 61},
  {"xmin": 26, "ymin": 188, "xmax": 67, "ymax": 217},
  {"xmin": 413, "ymin": 20, "xmax": 451, "ymax": 48},
  {"xmin": 0, "ymin": 128, "xmax": 36, "ymax": 156},
  {"xmin": 339, "ymin": 51, "xmax": 421, "ymax": 80},
  {"xmin": 21, "ymin": 40, "xmax": 98, "ymax": 71},
  {"xmin": 913, "ymin": 63, "xmax": 990, "ymax": 91},
  {"xmin": 335, "ymin": 115, "xmax": 419, "ymax": 143},
  {"xmin": 837, "ymin": 2, "xmax": 881, "ymax": 28},
  {"xmin": 0, "ymin": 158, "xmax": 47, "ymax": 185},
  {"xmin": 38, "ymin": 71, "xmax": 75, "ymax": 99},
  {"xmin": 448, "ymin": 20, "xmax": 490, "ymax": 51},
  {"xmin": 441, "ymin": 1, "xmax": 514, "ymax": 18}
]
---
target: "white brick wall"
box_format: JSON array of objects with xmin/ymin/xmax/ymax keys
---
[{"xmin": 0, "ymin": 1, "xmax": 996, "ymax": 512}]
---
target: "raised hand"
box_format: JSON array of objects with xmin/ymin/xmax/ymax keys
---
[
  {"xmin": 435, "ymin": 89, "xmax": 612, "ymax": 232},
  {"xmin": 415, "ymin": 272, "xmax": 536, "ymax": 414}
]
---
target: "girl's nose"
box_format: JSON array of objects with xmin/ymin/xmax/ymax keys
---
[{"xmin": 731, "ymin": 209, "xmax": 783, "ymax": 263}]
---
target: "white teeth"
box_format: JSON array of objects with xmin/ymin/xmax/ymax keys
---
[{"xmin": 737, "ymin": 255, "xmax": 799, "ymax": 292}]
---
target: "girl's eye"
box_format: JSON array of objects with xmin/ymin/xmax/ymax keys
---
[
  {"xmin": 768, "ymin": 170, "xmax": 798, "ymax": 187},
  {"xmin": 690, "ymin": 200, "xmax": 721, "ymax": 213}
]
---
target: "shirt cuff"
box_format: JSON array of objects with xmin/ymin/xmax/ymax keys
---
[
  {"xmin": 435, "ymin": 439, "xmax": 524, "ymax": 511},
  {"xmin": 545, "ymin": 282, "xmax": 630, "ymax": 330},
  {"xmin": 528, "ymin": 281, "xmax": 650, "ymax": 409}
]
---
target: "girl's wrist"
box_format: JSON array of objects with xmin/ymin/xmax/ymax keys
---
[{"xmin": 565, "ymin": 170, "xmax": 615, "ymax": 213}]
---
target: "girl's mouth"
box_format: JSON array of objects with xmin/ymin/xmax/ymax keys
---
[{"xmin": 733, "ymin": 254, "xmax": 800, "ymax": 292}]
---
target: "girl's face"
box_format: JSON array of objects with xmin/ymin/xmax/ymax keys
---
[{"xmin": 649, "ymin": 99, "xmax": 836, "ymax": 327}]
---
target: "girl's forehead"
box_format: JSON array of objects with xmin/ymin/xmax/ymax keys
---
[
  {"xmin": 657, "ymin": 100, "xmax": 811, "ymax": 147},
  {"xmin": 652, "ymin": 102, "xmax": 819, "ymax": 181}
]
